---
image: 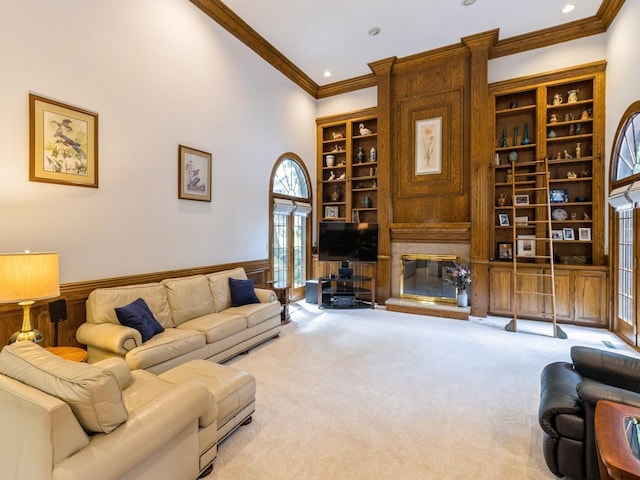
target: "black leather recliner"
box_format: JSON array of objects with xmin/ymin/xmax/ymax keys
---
[{"xmin": 539, "ymin": 346, "xmax": 640, "ymax": 480}]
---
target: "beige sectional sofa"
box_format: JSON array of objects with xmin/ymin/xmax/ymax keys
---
[
  {"xmin": 76, "ymin": 267, "xmax": 281, "ymax": 374},
  {"xmin": 0, "ymin": 341, "xmax": 256, "ymax": 480}
]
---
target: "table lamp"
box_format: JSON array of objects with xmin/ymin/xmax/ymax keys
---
[{"xmin": 0, "ymin": 252, "xmax": 60, "ymax": 343}]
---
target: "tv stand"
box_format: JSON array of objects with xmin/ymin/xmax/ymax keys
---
[{"xmin": 317, "ymin": 275, "xmax": 375, "ymax": 309}]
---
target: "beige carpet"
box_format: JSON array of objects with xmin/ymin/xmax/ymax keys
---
[{"xmin": 204, "ymin": 302, "xmax": 636, "ymax": 479}]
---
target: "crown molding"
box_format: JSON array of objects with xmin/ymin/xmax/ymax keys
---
[{"xmin": 190, "ymin": 0, "xmax": 623, "ymax": 99}]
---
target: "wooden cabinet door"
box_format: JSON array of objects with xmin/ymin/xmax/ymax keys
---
[
  {"xmin": 574, "ymin": 270, "xmax": 608, "ymax": 326},
  {"xmin": 516, "ymin": 267, "xmax": 544, "ymax": 317},
  {"xmin": 489, "ymin": 266, "xmax": 513, "ymax": 314},
  {"xmin": 544, "ymin": 269, "xmax": 572, "ymax": 321}
]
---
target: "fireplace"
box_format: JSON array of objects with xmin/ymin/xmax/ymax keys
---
[{"xmin": 400, "ymin": 254, "xmax": 458, "ymax": 304}]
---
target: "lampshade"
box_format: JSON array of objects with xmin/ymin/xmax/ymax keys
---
[{"xmin": 0, "ymin": 252, "xmax": 60, "ymax": 303}]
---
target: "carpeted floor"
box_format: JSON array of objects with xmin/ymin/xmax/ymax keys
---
[{"xmin": 204, "ymin": 302, "xmax": 637, "ymax": 479}]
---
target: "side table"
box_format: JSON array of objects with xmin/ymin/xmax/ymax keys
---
[
  {"xmin": 256, "ymin": 283, "xmax": 290, "ymax": 325},
  {"xmin": 595, "ymin": 400, "xmax": 640, "ymax": 480},
  {"xmin": 46, "ymin": 346, "xmax": 89, "ymax": 363}
]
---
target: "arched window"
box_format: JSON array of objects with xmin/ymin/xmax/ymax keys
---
[
  {"xmin": 609, "ymin": 101, "xmax": 640, "ymax": 347},
  {"xmin": 270, "ymin": 154, "xmax": 312, "ymax": 301}
]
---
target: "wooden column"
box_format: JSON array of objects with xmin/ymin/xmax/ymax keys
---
[
  {"xmin": 368, "ymin": 57, "xmax": 396, "ymax": 304},
  {"xmin": 462, "ymin": 30, "xmax": 498, "ymax": 317}
]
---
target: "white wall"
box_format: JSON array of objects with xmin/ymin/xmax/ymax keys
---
[
  {"xmin": 0, "ymin": 0, "xmax": 317, "ymax": 283},
  {"xmin": 316, "ymin": 87, "xmax": 377, "ymax": 118}
]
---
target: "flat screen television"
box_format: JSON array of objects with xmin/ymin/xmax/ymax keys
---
[{"xmin": 318, "ymin": 222, "xmax": 378, "ymax": 262}]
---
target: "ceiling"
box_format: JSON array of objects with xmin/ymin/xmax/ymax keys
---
[{"xmin": 218, "ymin": 0, "xmax": 604, "ymax": 87}]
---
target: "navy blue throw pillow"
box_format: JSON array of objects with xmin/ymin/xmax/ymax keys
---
[
  {"xmin": 229, "ymin": 278, "xmax": 260, "ymax": 307},
  {"xmin": 114, "ymin": 298, "xmax": 164, "ymax": 342}
]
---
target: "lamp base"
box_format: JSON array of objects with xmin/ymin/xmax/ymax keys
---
[
  {"xmin": 9, "ymin": 300, "xmax": 43, "ymax": 344},
  {"xmin": 9, "ymin": 329, "xmax": 43, "ymax": 344}
]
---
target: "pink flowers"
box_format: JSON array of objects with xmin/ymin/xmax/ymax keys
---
[{"xmin": 445, "ymin": 262, "xmax": 471, "ymax": 291}]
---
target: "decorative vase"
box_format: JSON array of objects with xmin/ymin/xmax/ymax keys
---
[
  {"xmin": 513, "ymin": 127, "xmax": 519, "ymax": 148},
  {"xmin": 457, "ymin": 290, "xmax": 468, "ymax": 307},
  {"xmin": 370, "ymin": 147, "xmax": 377, "ymax": 162},
  {"xmin": 500, "ymin": 129, "xmax": 507, "ymax": 148},
  {"xmin": 521, "ymin": 123, "xmax": 531, "ymax": 145},
  {"xmin": 357, "ymin": 147, "xmax": 365, "ymax": 163},
  {"xmin": 497, "ymin": 193, "xmax": 506, "ymax": 206},
  {"xmin": 363, "ymin": 195, "xmax": 371, "ymax": 208},
  {"xmin": 330, "ymin": 187, "xmax": 340, "ymax": 202},
  {"xmin": 326, "ymin": 155, "xmax": 335, "ymax": 167}
]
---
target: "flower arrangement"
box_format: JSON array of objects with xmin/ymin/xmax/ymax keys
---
[{"xmin": 445, "ymin": 262, "xmax": 471, "ymax": 291}]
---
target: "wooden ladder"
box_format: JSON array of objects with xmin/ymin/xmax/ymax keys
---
[{"xmin": 504, "ymin": 158, "xmax": 567, "ymax": 339}]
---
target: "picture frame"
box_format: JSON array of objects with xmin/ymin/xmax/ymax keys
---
[
  {"xmin": 498, "ymin": 213, "xmax": 510, "ymax": 226},
  {"xmin": 29, "ymin": 93, "xmax": 98, "ymax": 188},
  {"xmin": 415, "ymin": 117, "xmax": 442, "ymax": 175},
  {"xmin": 178, "ymin": 145, "xmax": 212, "ymax": 202},
  {"xmin": 325, "ymin": 206, "xmax": 339, "ymax": 219},
  {"xmin": 515, "ymin": 216, "xmax": 529, "ymax": 226},
  {"xmin": 551, "ymin": 230, "xmax": 564, "ymax": 240},
  {"xmin": 550, "ymin": 189, "xmax": 569, "ymax": 203},
  {"xmin": 514, "ymin": 194, "xmax": 529, "ymax": 205},
  {"xmin": 497, "ymin": 243, "xmax": 513, "ymax": 261},
  {"xmin": 578, "ymin": 228, "xmax": 591, "ymax": 241},
  {"xmin": 563, "ymin": 228, "xmax": 575, "ymax": 240},
  {"xmin": 517, "ymin": 235, "xmax": 536, "ymax": 257}
]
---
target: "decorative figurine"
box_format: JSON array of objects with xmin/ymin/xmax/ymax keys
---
[
  {"xmin": 497, "ymin": 194, "xmax": 507, "ymax": 207},
  {"xmin": 549, "ymin": 114, "xmax": 559, "ymax": 123},
  {"xmin": 331, "ymin": 132, "xmax": 344, "ymax": 140},
  {"xmin": 581, "ymin": 109, "xmax": 591, "ymax": 120},
  {"xmin": 548, "ymin": 130, "xmax": 557, "ymax": 138},
  {"xmin": 357, "ymin": 146, "xmax": 365, "ymax": 163},
  {"xmin": 553, "ymin": 93, "xmax": 563, "ymax": 105},
  {"xmin": 328, "ymin": 171, "xmax": 335, "ymax": 181},
  {"xmin": 571, "ymin": 213, "xmax": 577, "ymax": 220},
  {"xmin": 567, "ymin": 89, "xmax": 579, "ymax": 103},
  {"xmin": 567, "ymin": 171, "xmax": 577, "ymax": 179},
  {"xmin": 359, "ymin": 124, "xmax": 373, "ymax": 135},
  {"xmin": 500, "ymin": 129, "xmax": 508, "ymax": 148},
  {"xmin": 584, "ymin": 213, "xmax": 590, "ymax": 220},
  {"xmin": 564, "ymin": 150, "xmax": 572, "ymax": 160},
  {"xmin": 337, "ymin": 172, "xmax": 346, "ymax": 180},
  {"xmin": 569, "ymin": 124, "xmax": 575, "ymax": 135},
  {"xmin": 370, "ymin": 147, "xmax": 377, "ymax": 162}
]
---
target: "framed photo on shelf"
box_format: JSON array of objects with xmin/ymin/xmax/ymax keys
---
[
  {"xmin": 178, "ymin": 145, "xmax": 211, "ymax": 202},
  {"xmin": 550, "ymin": 189, "xmax": 569, "ymax": 203},
  {"xmin": 514, "ymin": 194, "xmax": 529, "ymax": 205},
  {"xmin": 515, "ymin": 216, "xmax": 528, "ymax": 226},
  {"xmin": 497, "ymin": 243, "xmax": 513, "ymax": 261},
  {"xmin": 551, "ymin": 230, "xmax": 564, "ymax": 240},
  {"xmin": 578, "ymin": 228, "xmax": 591, "ymax": 241},
  {"xmin": 498, "ymin": 213, "xmax": 509, "ymax": 226},
  {"xmin": 563, "ymin": 228, "xmax": 575, "ymax": 240},
  {"xmin": 29, "ymin": 94, "xmax": 99, "ymax": 188},
  {"xmin": 517, "ymin": 235, "xmax": 536, "ymax": 257},
  {"xmin": 325, "ymin": 206, "xmax": 339, "ymax": 219}
]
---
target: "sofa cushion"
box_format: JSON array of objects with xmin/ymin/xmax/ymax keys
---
[
  {"xmin": 228, "ymin": 301, "xmax": 282, "ymax": 327},
  {"xmin": 162, "ymin": 275, "xmax": 215, "ymax": 326},
  {"xmin": 229, "ymin": 278, "xmax": 260, "ymax": 307},
  {"xmin": 87, "ymin": 283, "xmax": 174, "ymax": 328},
  {"xmin": 124, "ymin": 328, "xmax": 206, "ymax": 371},
  {"xmin": 176, "ymin": 312, "xmax": 247, "ymax": 344},
  {"xmin": 0, "ymin": 342, "xmax": 127, "ymax": 433},
  {"xmin": 207, "ymin": 268, "xmax": 247, "ymax": 312},
  {"xmin": 115, "ymin": 298, "xmax": 164, "ymax": 342}
]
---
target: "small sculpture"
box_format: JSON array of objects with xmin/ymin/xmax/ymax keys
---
[
  {"xmin": 328, "ymin": 171, "xmax": 335, "ymax": 181},
  {"xmin": 576, "ymin": 142, "xmax": 581, "ymax": 158},
  {"xmin": 571, "ymin": 213, "xmax": 577, "ymax": 220},
  {"xmin": 359, "ymin": 124, "xmax": 373, "ymax": 135},
  {"xmin": 584, "ymin": 212, "xmax": 590, "ymax": 220},
  {"xmin": 557, "ymin": 152, "xmax": 562, "ymax": 160},
  {"xmin": 567, "ymin": 171, "xmax": 577, "ymax": 179},
  {"xmin": 337, "ymin": 172, "xmax": 346, "ymax": 180},
  {"xmin": 564, "ymin": 150, "xmax": 572, "ymax": 160},
  {"xmin": 370, "ymin": 147, "xmax": 377, "ymax": 162},
  {"xmin": 567, "ymin": 89, "xmax": 579, "ymax": 103},
  {"xmin": 549, "ymin": 114, "xmax": 559, "ymax": 123},
  {"xmin": 553, "ymin": 93, "xmax": 563, "ymax": 105},
  {"xmin": 331, "ymin": 132, "xmax": 344, "ymax": 140},
  {"xmin": 581, "ymin": 109, "xmax": 591, "ymax": 120}
]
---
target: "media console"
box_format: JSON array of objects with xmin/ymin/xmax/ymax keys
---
[{"xmin": 317, "ymin": 275, "xmax": 375, "ymax": 309}]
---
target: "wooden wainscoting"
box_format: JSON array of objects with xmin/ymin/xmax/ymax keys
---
[{"xmin": 0, "ymin": 259, "xmax": 271, "ymax": 348}]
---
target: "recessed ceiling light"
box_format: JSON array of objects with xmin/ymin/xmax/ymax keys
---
[
  {"xmin": 562, "ymin": 3, "xmax": 576, "ymax": 13},
  {"xmin": 462, "ymin": 0, "xmax": 476, "ymax": 5},
  {"xmin": 368, "ymin": 27, "xmax": 381, "ymax": 36},
  {"xmin": 323, "ymin": 70, "xmax": 332, "ymax": 78}
]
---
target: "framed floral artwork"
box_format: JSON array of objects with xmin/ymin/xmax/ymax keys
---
[
  {"xmin": 415, "ymin": 117, "xmax": 442, "ymax": 175},
  {"xmin": 29, "ymin": 94, "xmax": 98, "ymax": 187},
  {"xmin": 178, "ymin": 145, "xmax": 211, "ymax": 202}
]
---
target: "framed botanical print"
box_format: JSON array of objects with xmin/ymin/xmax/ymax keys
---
[{"xmin": 29, "ymin": 94, "xmax": 98, "ymax": 187}]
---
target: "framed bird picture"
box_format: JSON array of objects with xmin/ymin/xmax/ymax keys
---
[
  {"xmin": 178, "ymin": 145, "xmax": 212, "ymax": 202},
  {"xmin": 29, "ymin": 94, "xmax": 98, "ymax": 187}
]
